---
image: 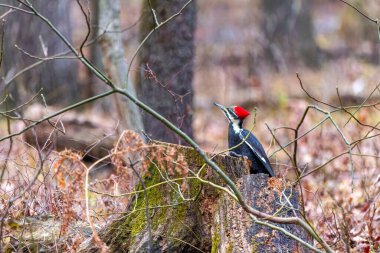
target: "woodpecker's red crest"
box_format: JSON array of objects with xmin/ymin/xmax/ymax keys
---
[{"xmin": 233, "ymin": 106, "xmax": 250, "ymax": 120}]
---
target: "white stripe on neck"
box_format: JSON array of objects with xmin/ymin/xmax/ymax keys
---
[{"xmin": 232, "ymin": 121, "xmax": 241, "ymax": 134}]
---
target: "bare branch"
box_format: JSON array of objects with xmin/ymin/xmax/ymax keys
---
[
  {"xmin": 336, "ymin": 0, "xmax": 378, "ymax": 24},
  {"xmin": 0, "ymin": 90, "xmax": 114, "ymax": 142},
  {"xmin": 76, "ymin": 0, "xmax": 92, "ymax": 57},
  {"xmin": 0, "ymin": 4, "xmax": 33, "ymax": 15}
]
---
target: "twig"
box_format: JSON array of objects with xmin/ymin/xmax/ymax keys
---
[
  {"xmin": 0, "ymin": 89, "xmax": 114, "ymax": 142},
  {"xmin": 251, "ymin": 215, "xmax": 324, "ymax": 253},
  {"xmin": 271, "ymin": 113, "xmax": 330, "ymax": 157},
  {"xmin": 21, "ymin": 1, "xmax": 115, "ymax": 89},
  {"xmin": 105, "ymin": 11, "xmax": 147, "ymax": 33},
  {"xmin": 0, "ymin": 4, "xmax": 34, "ymax": 15},
  {"xmin": 126, "ymin": 0, "xmax": 193, "ymax": 83},
  {"xmin": 14, "ymin": 44, "xmax": 77, "ymax": 61},
  {"xmin": 89, "ymin": 176, "xmax": 197, "ymax": 197},
  {"xmin": 147, "ymin": 0, "xmax": 159, "ymax": 28},
  {"xmin": 165, "ymin": 236, "xmax": 206, "ymax": 253},
  {"xmin": 0, "ymin": 19, "xmax": 5, "ymax": 69},
  {"xmin": 0, "ymin": 135, "xmax": 46, "ymax": 251},
  {"xmin": 336, "ymin": 0, "xmax": 378, "ymax": 24},
  {"xmin": 0, "ymin": 99, "xmax": 13, "ymax": 182},
  {"xmin": 76, "ymin": 0, "xmax": 91, "ymax": 56},
  {"xmin": 0, "ymin": 88, "xmax": 42, "ymax": 114},
  {"xmin": 297, "ymin": 73, "xmax": 380, "ymax": 132},
  {"xmin": 297, "ymin": 73, "xmax": 338, "ymax": 109},
  {"xmin": 300, "ymin": 151, "xmax": 348, "ymax": 179},
  {"xmin": 265, "ymin": 123, "xmax": 294, "ymax": 168},
  {"xmin": 84, "ymin": 153, "xmax": 109, "ymax": 250},
  {"xmin": 342, "ymin": 84, "xmax": 380, "ymax": 127}
]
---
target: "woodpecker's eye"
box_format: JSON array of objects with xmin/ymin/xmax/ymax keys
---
[
  {"xmin": 226, "ymin": 108, "xmax": 238, "ymax": 119},
  {"xmin": 234, "ymin": 106, "xmax": 250, "ymax": 119}
]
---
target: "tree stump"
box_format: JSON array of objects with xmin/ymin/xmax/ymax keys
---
[
  {"xmin": 212, "ymin": 174, "xmax": 311, "ymax": 253},
  {"xmin": 80, "ymin": 143, "xmax": 312, "ymax": 252},
  {"xmin": 80, "ymin": 142, "xmax": 249, "ymax": 252}
]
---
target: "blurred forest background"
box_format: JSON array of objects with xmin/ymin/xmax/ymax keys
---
[{"xmin": 1, "ymin": 0, "xmax": 380, "ymax": 252}]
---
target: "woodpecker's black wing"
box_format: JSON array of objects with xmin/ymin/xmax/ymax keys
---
[{"xmin": 239, "ymin": 129, "xmax": 275, "ymax": 177}]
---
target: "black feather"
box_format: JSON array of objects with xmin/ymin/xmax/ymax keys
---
[{"xmin": 228, "ymin": 124, "xmax": 275, "ymax": 177}]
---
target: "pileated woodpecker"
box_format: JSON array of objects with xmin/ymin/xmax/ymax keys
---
[{"xmin": 214, "ymin": 102, "xmax": 275, "ymax": 177}]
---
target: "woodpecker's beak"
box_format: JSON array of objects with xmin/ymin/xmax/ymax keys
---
[
  {"xmin": 213, "ymin": 102, "xmax": 228, "ymax": 113},
  {"xmin": 214, "ymin": 102, "xmax": 231, "ymax": 122}
]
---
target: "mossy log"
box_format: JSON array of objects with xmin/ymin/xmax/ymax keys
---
[{"xmin": 80, "ymin": 142, "xmax": 311, "ymax": 253}]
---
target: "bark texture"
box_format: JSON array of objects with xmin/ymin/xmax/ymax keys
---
[
  {"xmin": 136, "ymin": 1, "xmax": 196, "ymax": 144},
  {"xmin": 97, "ymin": 0, "xmax": 144, "ymax": 132},
  {"xmin": 0, "ymin": 0, "xmax": 80, "ymax": 106},
  {"xmin": 212, "ymin": 174, "xmax": 311, "ymax": 253}
]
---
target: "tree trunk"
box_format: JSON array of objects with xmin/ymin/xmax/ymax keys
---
[
  {"xmin": 136, "ymin": 1, "xmax": 196, "ymax": 144},
  {"xmin": 82, "ymin": 0, "xmax": 103, "ymax": 101},
  {"xmin": 97, "ymin": 0, "xmax": 144, "ymax": 133},
  {"xmin": 0, "ymin": 0, "xmax": 80, "ymax": 106},
  {"xmin": 259, "ymin": 0, "xmax": 320, "ymax": 69}
]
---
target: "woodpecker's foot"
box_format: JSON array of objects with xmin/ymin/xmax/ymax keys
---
[
  {"xmin": 229, "ymin": 151, "xmax": 248, "ymax": 161},
  {"xmin": 229, "ymin": 151, "xmax": 242, "ymax": 157}
]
